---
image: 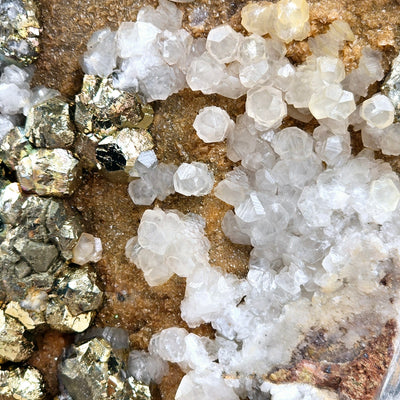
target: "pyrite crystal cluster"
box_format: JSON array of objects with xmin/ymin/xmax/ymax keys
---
[{"xmin": 75, "ymin": 74, "xmax": 154, "ymax": 177}]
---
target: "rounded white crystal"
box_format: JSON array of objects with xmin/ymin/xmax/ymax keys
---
[
  {"xmin": 206, "ymin": 25, "xmax": 242, "ymax": 64},
  {"xmin": 246, "ymin": 86, "xmax": 287, "ymax": 129},
  {"xmin": 360, "ymin": 93, "xmax": 395, "ymax": 129},
  {"xmin": 72, "ymin": 233, "xmax": 103, "ymax": 265},
  {"xmin": 380, "ymin": 123, "xmax": 400, "ymax": 156},
  {"xmin": 241, "ymin": 3, "xmax": 273, "ymax": 36},
  {"xmin": 308, "ymin": 84, "xmax": 356, "ymax": 121},
  {"xmin": 193, "ymin": 106, "xmax": 234, "ymax": 143},
  {"xmin": 272, "ymin": 127, "xmax": 313, "ymax": 160},
  {"xmin": 173, "ymin": 162, "xmax": 214, "ymax": 196}
]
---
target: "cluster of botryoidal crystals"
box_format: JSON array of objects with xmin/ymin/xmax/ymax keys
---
[{"xmin": 116, "ymin": 0, "xmax": 400, "ymax": 399}]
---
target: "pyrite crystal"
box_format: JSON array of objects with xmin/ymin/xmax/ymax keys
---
[
  {"xmin": 59, "ymin": 338, "xmax": 152, "ymax": 400},
  {"xmin": 0, "ymin": 0, "xmax": 40, "ymax": 66},
  {"xmin": 0, "ymin": 366, "xmax": 45, "ymax": 400},
  {"xmin": 74, "ymin": 75, "xmax": 154, "ymax": 175},
  {"xmin": 0, "ymin": 126, "xmax": 33, "ymax": 170},
  {"xmin": 16, "ymin": 148, "xmax": 81, "ymax": 196},
  {"xmin": 25, "ymin": 96, "xmax": 75, "ymax": 149},
  {"xmin": 0, "ymin": 181, "xmax": 103, "ymax": 334},
  {"xmin": 382, "ymin": 52, "xmax": 400, "ymax": 122}
]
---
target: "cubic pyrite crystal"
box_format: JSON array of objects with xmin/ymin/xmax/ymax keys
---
[
  {"xmin": 0, "ymin": 0, "xmax": 40, "ymax": 66},
  {"xmin": 59, "ymin": 338, "xmax": 152, "ymax": 400},
  {"xmin": 16, "ymin": 148, "xmax": 81, "ymax": 196},
  {"xmin": 25, "ymin": 96, "xmax": 75, "ymax": 149},
  {"xmin": 0, "ymin": 126, "xmax": 33, "ymax": 170},
  {"xmin": 0, "ymin": 366, "xmax": 45, "ymax": 400},
  {"xmin": 75, "ymin": 74, "xmax": 154, "ymax": 136},
  {"xmin": 74, "ymin": 75, "xmax": 155, "ymax": 175}
]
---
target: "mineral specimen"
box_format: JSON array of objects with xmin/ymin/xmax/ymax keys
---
[
  {"xmin": 59, "ymin": 338, "xmax": 152, "ymax": 400},
  {"xmin": 111, "ymin": 1, "xmax": 400, "ymax": 398},
  {"xmin": 173, "ymin": 162, "xmax": 214, "ymax": 196},
  {"xmin": 72, "ymin": 232, "xmax": 103, "ymax": 265},
  {"xmin": 25, "ymin": 96, "xmax": 75, "ymax": 149},
  {"xmin": 193, "ymin": 106, "xmax": 234, "ymax": 143},
  {"xmin": 16, "ymin": 148, "xmax": 81, "ymax": 196},
  {"xmin": 0, "ymin": 366, "xmax": 45, "ymax": 400},
  {"xmin": 0, "ymin": 0, "xmax": 40, "ymax": 65}
]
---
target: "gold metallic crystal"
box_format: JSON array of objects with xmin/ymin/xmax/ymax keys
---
[
  {"xmin": 59, "ymin": 338, "xmax": 152, "ymax": 400},
  {"xmin": 25, "ymin": 96, "xmax": 75, "ymax": 149},
  {"xmin": 75, "ymin": 75, "xmax": 154, "ymax": 138},
  {"xmin": 0, "ymin": 366, "xmax": 45, "ymax": 400},
  {"xmin": 0, "ymin": 0, "xmax": 41, "ymax": 65},
  {"xmin": 0, "ymin": 309, "xmax": 34, "ymax": 362},
  {"xmin": 16, "ymin": 148, "xmax": 81, "ymax": 197}
]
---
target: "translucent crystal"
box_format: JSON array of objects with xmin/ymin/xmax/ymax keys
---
[
  {"xmin": 241, "ymin": 3, "xmax": 273, "ymax": 36},
  {"xmin": 308, "ymin": 84, "xmax": 356, "ymax": 120},
  {"xmin": 342, "ymin": 47, "xmax": 384, "ymax": 97},
  {"xmin": 237, "ymin": 34, "xmax": 267, "ymax": 65},
  {"xmin": 173, "ymin": 162, "xmax": 214, "ymax": 196},
  {"xmin": 206, "ymin": 25, "xmax": 242, "ymax": 64},
  {"xmin": 193, "ymin": 106, "xmax": 234, "ymax": 143},
  {"xmin": 82, "ymin": 28, "xmax": 117, "ymax": 78},
  {"xmin": 149, "ymin": 327, "xmax": 188, "ymax": 363},
  {"xmin": 271, "ymin": 127, "xmax": 313, "ymax": 160},
  {"xmin": 380, "ymin": 123, "xmax": 400, "ymax": 156},
  {"xmin": 360, "ymin": 94, "xmax": 395, "ymax": 129},
  {"xmin": 273, "ymin": 0, "xmax": 310, "ymax": 43},
  {"xmin": 369, "ymin": 178, "xmax": 400, "ymax": 213},
  {"xmin": 72, "ymin": 233, "xmax": 103, "ymax": 265},
  {"xmin": 246, "ymin": 86, "xmax": 287, "ymax": 129},
  {"xmin": 128, "ymin": 350, "xmax": 168, "ymax": 384},
  {"xmin": 186, "ymin": 53, "xmax": 226, "ymax": 94}
]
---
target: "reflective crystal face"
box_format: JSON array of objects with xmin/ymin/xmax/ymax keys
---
[
  {"xmin": 173, "ymin": 162, "xmax": 214, "ymax": 197},
  {"xmin": 206, "ymin": 25, "xmax": 241, "ymax": 64},
  {"xmin": 246, "ymin": 85, "xmax": 287, "ymax": 128},
  {"xmin": 360, "ymin": 93, "xmax": 395, "ymax": 129},
  {"xmin": 193, "ymin": 106, "xmax": 234, "ymax": 143}
]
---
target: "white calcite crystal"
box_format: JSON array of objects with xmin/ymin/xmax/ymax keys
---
[
  {"xmin": 128, "ymin": 152, "xmax": 177, "ymax": 205},
  {"xmin": 206, "ymin": 25, "xmax": 241, "ymax": 64},
  {"xmin": 125, "ymin": 208, "xmax": 210, "ymax": 286},
  {"xmin": 261, "ymin": 382, "xmax": 339, "ymax": 400},
  {"xmin": 241, "ymin": 0, "xmax": 310, "ymax": 43},
  {"xmin": 193, "ymin": 106, "xmax": 234, "ymax": 143},
  {"xmin": 72, "ymin": 233, "xmax": 103, "ymax": 265},
  {"xmin": 246, "ymin": 86, "xmax": 287, "ymax": 129},
  {"xmin": 360, "ymin": 93, "xmax": 395, "ymax": 129},
  {"xmin": 128, "ymin": 350, "xmax": 169, "ymax": 385},
  {"xmin": 173, "ymin": 162, "xmax": 214, "ymax": 196}
]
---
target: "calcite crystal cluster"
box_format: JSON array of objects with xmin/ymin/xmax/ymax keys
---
[{"xmin": 57, "ymin": 0, "xmax": 394, "ymax": 398}]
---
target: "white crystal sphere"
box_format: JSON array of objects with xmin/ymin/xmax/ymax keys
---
[
  {"xmin": 246, "ymin": 86, "xmax": 287, "ymax": 129},
  {"xmin": 206, "ymin": 25, "xmax": 242, "ymax": 64},
  {"xmin": 381, "ymin": 123, "xmax": 400, "ymax": 156},
  {"xmin": 360, "ymin": 94, "xmax": 395, "ymax": 129},
  {"xmin": 173, "ymin": 162, "xmax": 214, "ymax": 196},
  {"xmin": 193, "ymin": 106, "xmax": 234, "ymax": 143},
  {"xmin": 237, "ymin": 34, "xmax": 267, "ymax": 64},
  {"xmin": 241, "ymin": 3, "xmax": 273, "ymax": 36}
]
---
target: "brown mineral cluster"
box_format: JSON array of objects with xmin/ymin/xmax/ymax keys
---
[{"xmin": 17, "ymin": 0, "xmax": 400, "ymax": 399}]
